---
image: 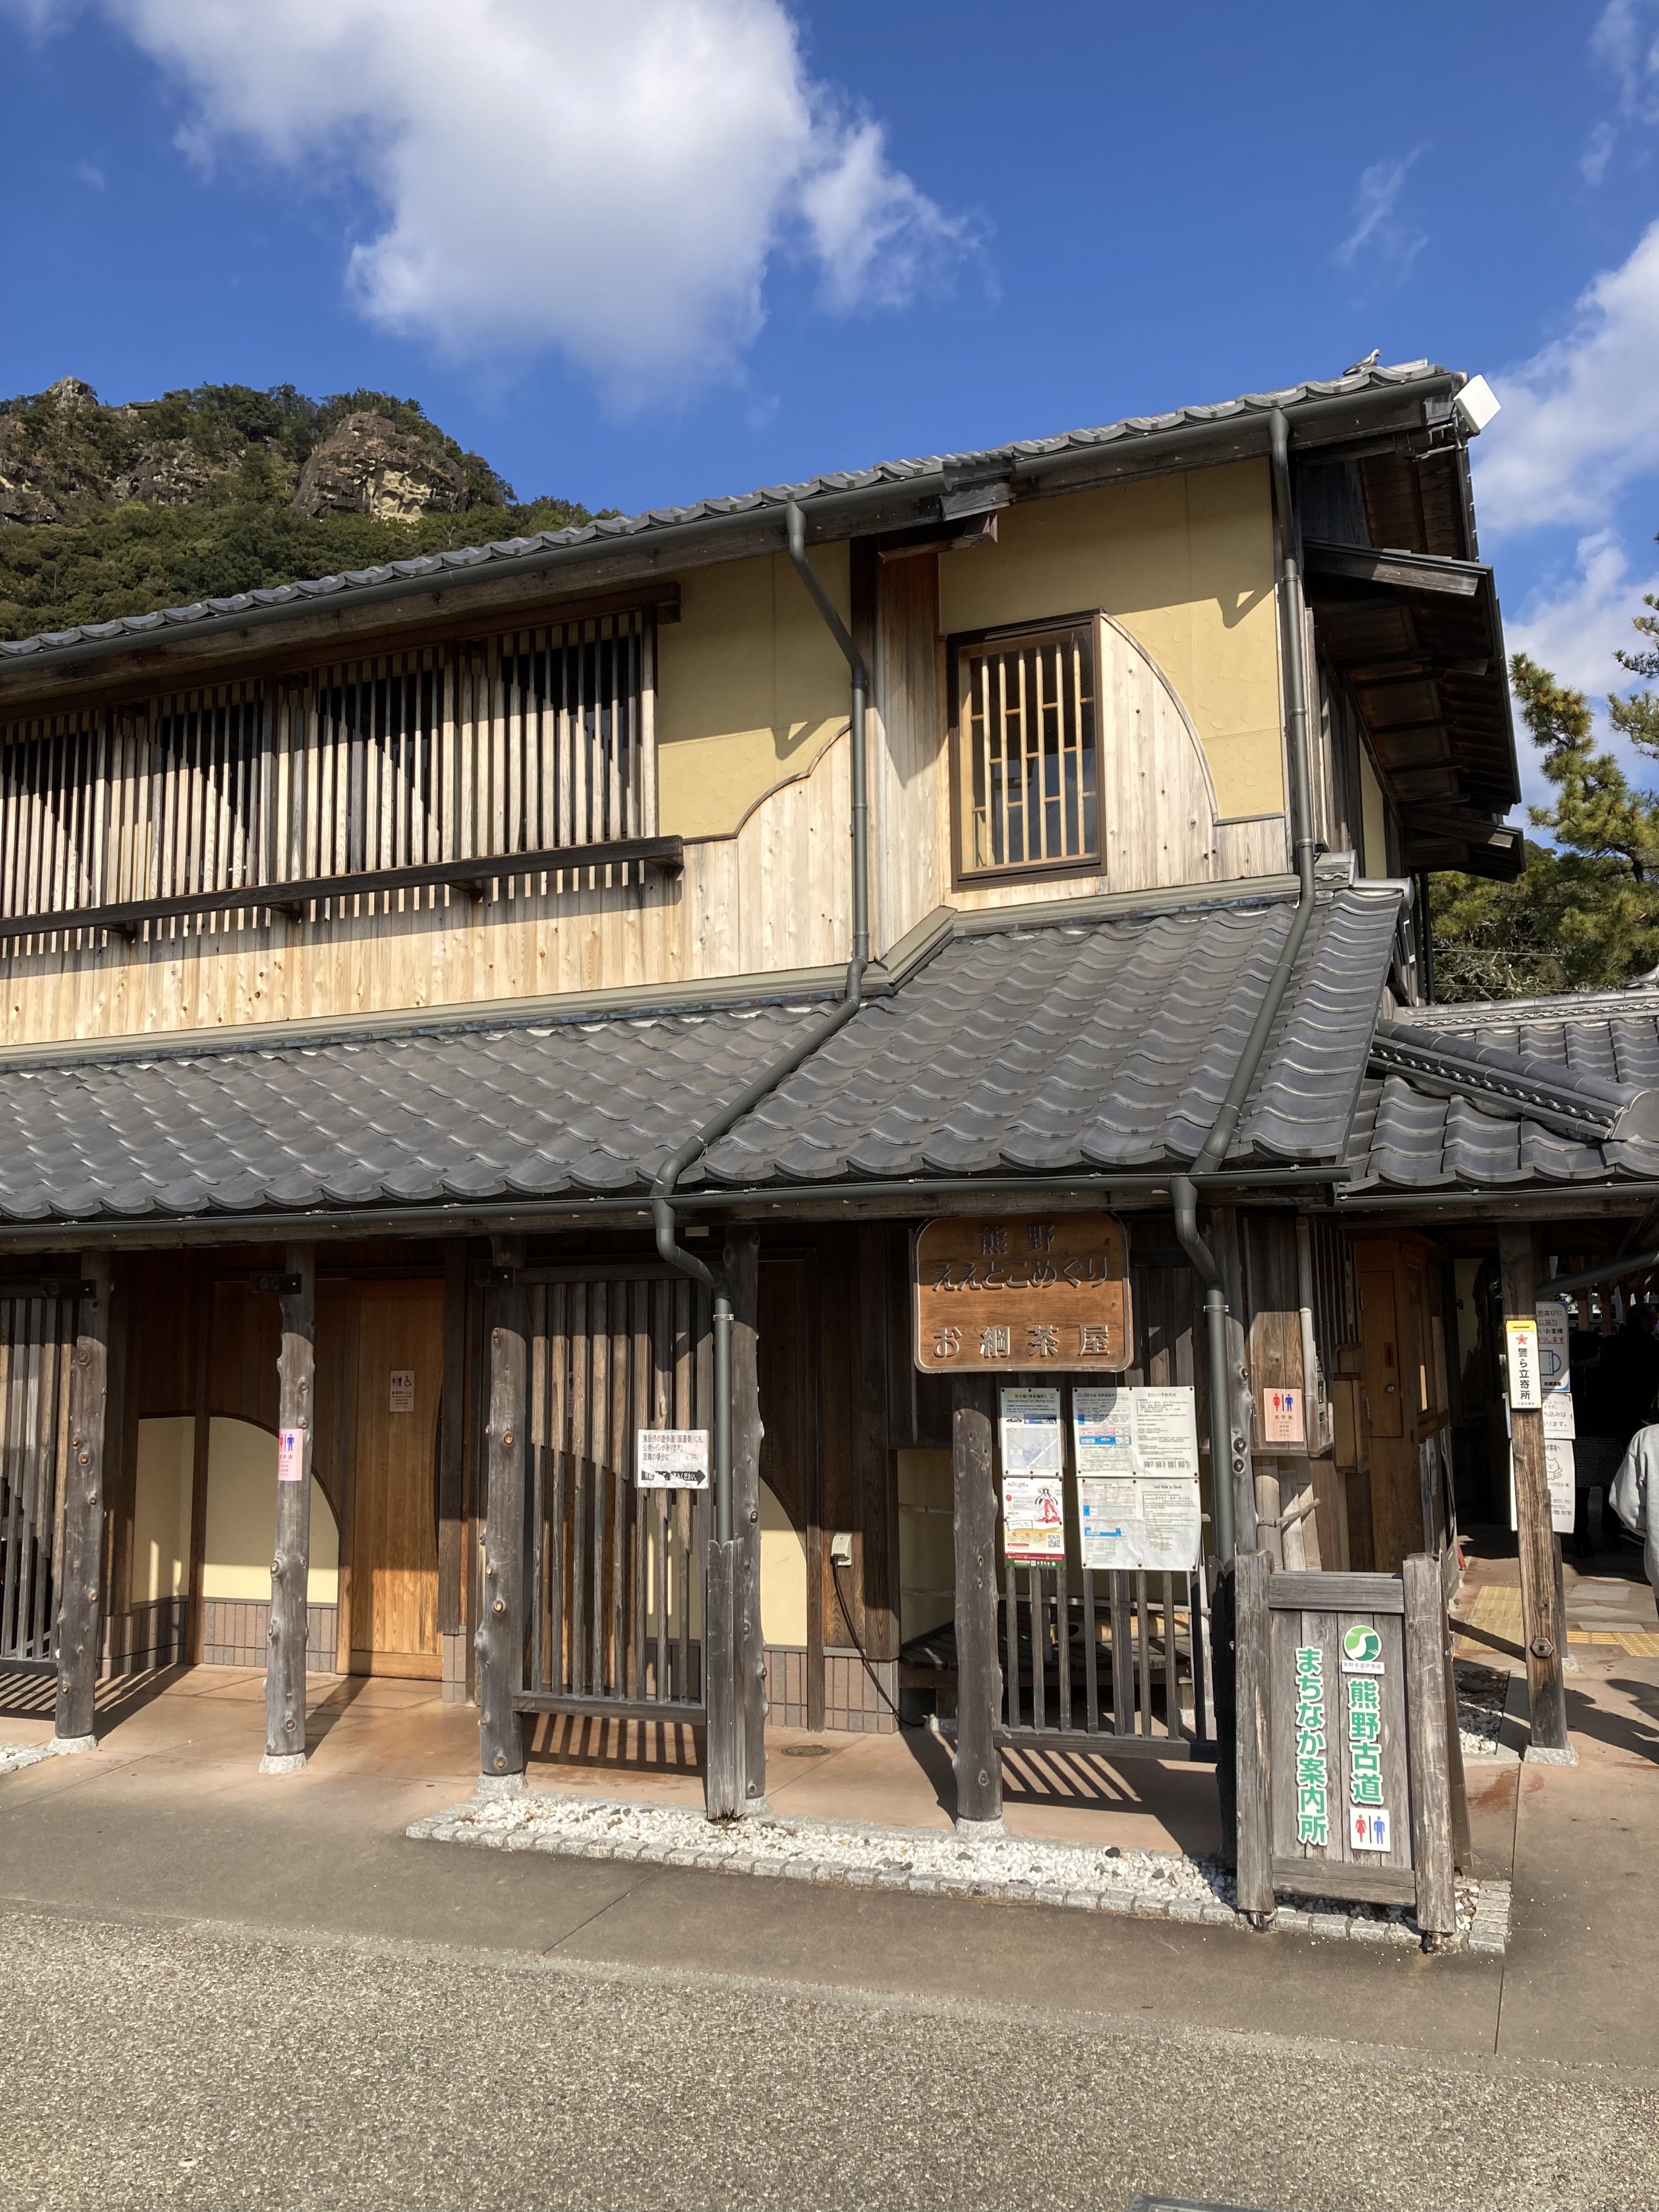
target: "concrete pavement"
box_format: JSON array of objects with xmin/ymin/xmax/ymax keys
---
[{"xmin": 1, "ymin": 1659, "xmax": 1655, "ymax": 2211}]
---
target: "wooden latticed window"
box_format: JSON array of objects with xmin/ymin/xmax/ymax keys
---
[
  {"xmin": 955, "ymin": 620, "xmax": 1099, "ymax": 882},
  {"xmin": 0, "ymin": 606, "xmax": 657, "ymax": 935}
]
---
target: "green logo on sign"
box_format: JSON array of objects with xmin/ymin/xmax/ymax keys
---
[{"xmin": 1343, "ymin": 1625, "xmax": 1383, "ymax": 1664}]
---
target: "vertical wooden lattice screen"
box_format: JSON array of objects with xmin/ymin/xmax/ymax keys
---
[
  {"xmin": 0, "ymin": 1295, "xmax": 73, "ymax": 1672},
  {"xmin": 523, "ymin": 1273, "xmax": 711, "ymax": 1721},
  {"xmin": 0, "ymin": 609, "xmax": 656, "ymax": 934},
  {"xmin": 960, "ymin": 622, "xmax": 1098, "ymax": 876}
]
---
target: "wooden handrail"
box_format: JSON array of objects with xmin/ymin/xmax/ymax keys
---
[{"xmin": 0, "ymin": 834, "xmax": 685, "ymax": 946}]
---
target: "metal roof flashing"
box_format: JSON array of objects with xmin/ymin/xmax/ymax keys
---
[{"xmin": 0, "ymin": 361, "xmax": 1461, "ymax": 693}]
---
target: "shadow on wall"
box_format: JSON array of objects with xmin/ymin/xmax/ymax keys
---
[{"xmin": 130, "ymin": 1415, "xmax": 338, "ymax": 1609}]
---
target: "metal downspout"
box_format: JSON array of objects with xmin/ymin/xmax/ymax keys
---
[
  {"xmin": 1172, "ymin": 407, "xmax": 1321, "ymax": 1561},
  {"xmin": 650, "ymin": 499, "xmax": 871, "ymax": 1536}
]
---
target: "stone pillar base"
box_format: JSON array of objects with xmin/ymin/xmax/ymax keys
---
[
  {"xmin": 48, "ymin": 1734, "xmax": 96, "ymax": 1757},
  {"xmin": 475, "ymin": 1771, "xmax": 528, "ymax": 1800},
  {"xmin": 258, "ymin": 1751, "xmax": 307, "ymax": 1775}
]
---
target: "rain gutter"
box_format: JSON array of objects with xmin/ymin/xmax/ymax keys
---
[{"xmin": 1171, "ymin": 408, "xmax": 1322, "ymax": 1560}]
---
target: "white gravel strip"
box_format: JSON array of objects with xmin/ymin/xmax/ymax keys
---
[
  {"xmin": 1455, "ymin": 1661, "xmax": 1516, "ymax": 1762},
  {"xmin": 0, "ymin": 1742, "xmax": 53, "ymax": 1778},
  {"xmin": 407, "ymin": 1789, "xmax": 1497, "ymax": 1952}
]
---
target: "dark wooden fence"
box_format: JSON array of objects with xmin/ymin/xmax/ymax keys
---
[
  {"xmin": 516, "ymin": 1269, "xmax": 713, "ymax": 1726},
  {"xmin": 0, "ymin": 1292, "xmax": 74, "ymax": 1675}
]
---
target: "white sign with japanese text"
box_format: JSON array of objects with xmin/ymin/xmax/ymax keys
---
[
  {"xmin": 636, "ymin": 1429, "xmax": 710, "ymax": 1490},
  {"xmin": 1505, "ymin": 1317, "xmax": 1542, "ymax": 1409}
]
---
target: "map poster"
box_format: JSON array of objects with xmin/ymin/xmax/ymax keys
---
[
  {"xmin": 1002, "ymin": 1475, "xmax": 1066, "ymax": 1561},
  {"xmin": 1000, "ymin": 1386, "xmax": 1063, "ymax": 1473}
]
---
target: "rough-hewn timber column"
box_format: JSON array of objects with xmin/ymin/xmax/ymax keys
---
[
  {"xmin": 52, "ymin": 1252, "xmax": 113, "ymax": 1753},
  {"xmin": 262, "ymin": 1247, "xmax": 315, "ymax": 1775},
  {"xmin": 477, "ymin": 1236, "xmax": 528, "ymax": 1790},
  {"xmin": 723, "ymin": 1227, "xmax": 767, "ymax": 1805},
  {"xmin": 951, "ymin": 1375, "xmax": 1003, "ymax": 1832},
  {"xmin": 1498, "ymin": 1226, "xmax": 1573, "ymax": 1759}
]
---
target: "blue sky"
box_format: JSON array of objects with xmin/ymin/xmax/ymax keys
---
[{"xmin": 4, "ymin": 0, "xmax": 1658, "ymax": 810}]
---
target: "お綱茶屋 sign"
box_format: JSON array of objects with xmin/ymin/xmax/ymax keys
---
[{"xmin": 913, "ymin": 1214, "xmax": 1131, "ymax": 1373}]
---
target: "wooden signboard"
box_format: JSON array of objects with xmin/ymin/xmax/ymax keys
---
[
  {"xmin": 1234, "ymin": 1553, "xmax": 1461, "ymax": 1941},
  {"xmin": 913, "ymin": 1213, "xmax": 1131, "ymax": 1373}
]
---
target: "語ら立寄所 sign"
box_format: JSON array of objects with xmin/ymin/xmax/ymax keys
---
[{"xmin": 914, "ymin": 1214, "xmax": 1131, "ymax": 1372}]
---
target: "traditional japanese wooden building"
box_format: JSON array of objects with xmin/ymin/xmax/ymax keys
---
[{"xmin": 0, "ymin": 357, "xmax": 1637, "ymax": 1825}]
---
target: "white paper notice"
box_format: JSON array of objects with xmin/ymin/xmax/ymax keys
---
[
  {"xmin": 1078, "ymin": 1475, "xmax": 1140, "ymax": 1570},
  {"xmin": 1544, "ymin": 1438, "xmax": 1576, "ymax": 1535},
  {"xmin": 1129, "ymin": 1387, "xmax": 1200, "ymax": 1477},
  {"xmin": 1000, "ymin": 1386, "xmax": 1063, "ymax": 1473},
  {"xmin": 1072, "ymin": 1387, "xmax": 1135, "ymax": 1475},
  {"xmin": 1002, "ymin": 1475, "xmax": 1066, "ymax": 1561},
  {"xmin": 636, "ymin": 1429, "xmax": 710, "ymax": 1490},
  {"xmin": 1137, "ymin": 1476, "xmax": 1203, "ymax": 1572},
  {"xmin": 388, "ymin": 1369, "xmax": 415, "ymax": 1413}
]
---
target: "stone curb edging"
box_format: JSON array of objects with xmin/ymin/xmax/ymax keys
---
[
  {"xmin": 0, "ymin": 1742, "xmax": 55, "ymax": 1778},
  {"xmin": 405, "ymin": 1799, "xmax": 1503, "ymax": 1956}
]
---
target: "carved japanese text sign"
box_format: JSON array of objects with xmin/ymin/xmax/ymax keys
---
[{"xmin": 913, "ymin": 1214, "xmax": 1132, "ymax": 1373}]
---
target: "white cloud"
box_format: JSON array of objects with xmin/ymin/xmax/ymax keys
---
[
  {"xmin": 12, "ymin": 0, "xmax": 975, "ymax": 405},
  {"xmin": 1504, "ymin": 530, "xmax": 1659, "ymax": 810},
  {"xmin": 1334, "ymin": 151, "xmax": 1425, "ymax": 272},
  {"xmin": 1583, "ymin": 0, "xmax": 1659, "ymax": 181},
  {"xmin": 1472, "ymin": 218, "xmax": 1659, "ymax": 537}
]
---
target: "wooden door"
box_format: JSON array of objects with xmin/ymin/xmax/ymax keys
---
[{"xmin": 347, "ymin": 1281, "xmax": 444, "ymax": 1678}]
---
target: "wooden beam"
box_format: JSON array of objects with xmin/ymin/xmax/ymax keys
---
[
  {"xmin": 185, "ymin": 1270, "xmax": 213, "ymax": 1666},
  {"xmin": 1232, "ymin": 1547, "xmax": 1274, "ymax": 1920},
  {"xmin": 262, "ymin": 1247, "xmax": 315, "ymax": 1773},
  {"xmin": 477, "ymin": 1235, "xmax": 528, "ymax": 1784},
  {"xmin": 52, "ymin": 1252, "xmax": 112, "ymax": 1749},
  {"xmin": 1403, "ymin": 1553, "xmax": 1457, "ymax": 1939},
  {"xmin": 723, "ymin": 1229, "xmax": 767, "ymax": 1804},
  {"xmin": 950, "ymin": 1375, "xmax": 1002, "ymax": 1828},
  {"xmin": 1498, "ymin": 1226, "xmax": 1572, "ymax": 1756},
  {"xmin": 100, "ymin": 1261, "xmax": 138, "ymax": 1674}
]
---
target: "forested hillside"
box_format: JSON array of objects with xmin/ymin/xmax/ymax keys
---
[{"xmin": 0, "ymin": 376, "xmax": 599, "ymax": 641}]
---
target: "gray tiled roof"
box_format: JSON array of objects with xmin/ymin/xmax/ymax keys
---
[
  {"xmin": 1345, "ymin": 999, "xmax": 1659, "ymax": 1191},
  {"xmin": 0, "ymin": 361, "xmax": 1445, "ymax": 663},
  {"xmin": 0, "ymin": 886, "xmax": 1400, "ymax": 1227}
]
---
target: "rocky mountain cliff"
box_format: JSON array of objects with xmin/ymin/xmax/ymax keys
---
[{"xmin": 0, "ymin": 377, "xmax": 595, "ymax": 641}]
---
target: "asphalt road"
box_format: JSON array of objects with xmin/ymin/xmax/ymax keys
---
[{"xmin": 1, "ymin": 1903, "xmax": 1652, "ymax": 2212}]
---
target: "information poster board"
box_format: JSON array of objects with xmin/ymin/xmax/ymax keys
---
[
  {"xmin": 1000, "ymin": 1387, "xmax": 1066, "ymax": 1559},
  {"xmin": 1069, "ymin": 1384, "xmax": 1202, "ymax": 1573}
]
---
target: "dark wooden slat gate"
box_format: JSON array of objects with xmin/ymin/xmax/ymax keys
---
[
  {"xmin": 0, "ymin": 1294, "xmax": 73, "ymax": 1675},
  {"xmin": 515, "ymin": 1270, "xmax": 713, "ymax": 1725}
]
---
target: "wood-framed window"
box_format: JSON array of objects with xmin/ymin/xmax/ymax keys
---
[
  {"xmin": 0, "ymin": 606, "xmax": 657, "ymax": 932},
  {"xmin": 951, "ymin": 616, "xmax": 1099, "ymax": 885}
]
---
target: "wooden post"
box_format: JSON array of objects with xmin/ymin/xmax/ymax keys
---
[
  {"xmin": 262, "ymin": 1247, "xmax": 314, "ymax": 1774},
  {"xmin": 1497, "ymin": 1227, "xmax": 1572, "ymax": 1756},
  {"xmin": 185, "ymin": 1269, "xmax": 213, "ymax": 1665},
  {"xmin": 1440, "ymin": 1569, "xmax": 1473, "ymax": 1873},
  {"xmin": 951, "ymin": 1376, "xmax": 1002, "ymax": 1830},
  {"xmin": 52, "ymin": 1253, "xmax": 112, "ymax": 1752},
  {"xmin": 1232, "ymin": 1547, "xmax": 1274, "ymax": 1919},
  {"xmin": 723, "ymin": 1229, "xmax": 767, "ymax": 1804},
  {"xmin": 100, "ymin": 1263, "xmax": 137, "ymax": 1677},
  {"xmin": 437, "ymin": 1241, "xmax": 468, "ymax": 1704},
  {"xmin": 1214, "ymin": 1206, "xmax": 1258, "ymax": 1553},
  {"xmin": 1403, "ymin": 1552, "xmax": 1457, "ymax": 1940},
  {"xmin": 476, "ymin": 1237, "xmax": 528, "ymax": 1787}
]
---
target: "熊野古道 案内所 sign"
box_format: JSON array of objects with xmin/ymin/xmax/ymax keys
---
[{"xmin": 913, "ymin": 1214, "xmax": 1131, "ymax": 1372}]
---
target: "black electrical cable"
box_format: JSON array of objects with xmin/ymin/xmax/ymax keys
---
[{"xmin": 829, "ymin": 1553, "xmax": 906, "ymax": 1722}]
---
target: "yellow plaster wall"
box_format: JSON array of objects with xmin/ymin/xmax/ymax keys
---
[
  {"xmin": 897, "ymin": 1447, "xmax": 954, "ymax": 1644},
  {"xmin": 759, "ymin": 1476, "xmax": 808, "ymax": 1648},
  {"xmin": 656, "ymin": 545, "xmax": 853, "ymax": 839},
  {"xmin": 1358, "ymin": 745, "xmax": 1390, "ymax": 877},
  {"xmin": 938, "ymin": 461, "xmax": 1284, "ymax": 819},
  {"xmin": 130, "ymin": 1416, "xmax": 194, "ymax": 1606},
  {"xmin": 199, "ymin": 1415, "xmax": 339, "ymax": 1605}
]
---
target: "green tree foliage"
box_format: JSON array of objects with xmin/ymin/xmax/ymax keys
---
[
  {"xmin": 0, "ymin": 379, "xmax": 595, "ymax": 639},
  {"xmin": 1430, "ymin": 594, "xmax": 1659, "ymax": 1000}
]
